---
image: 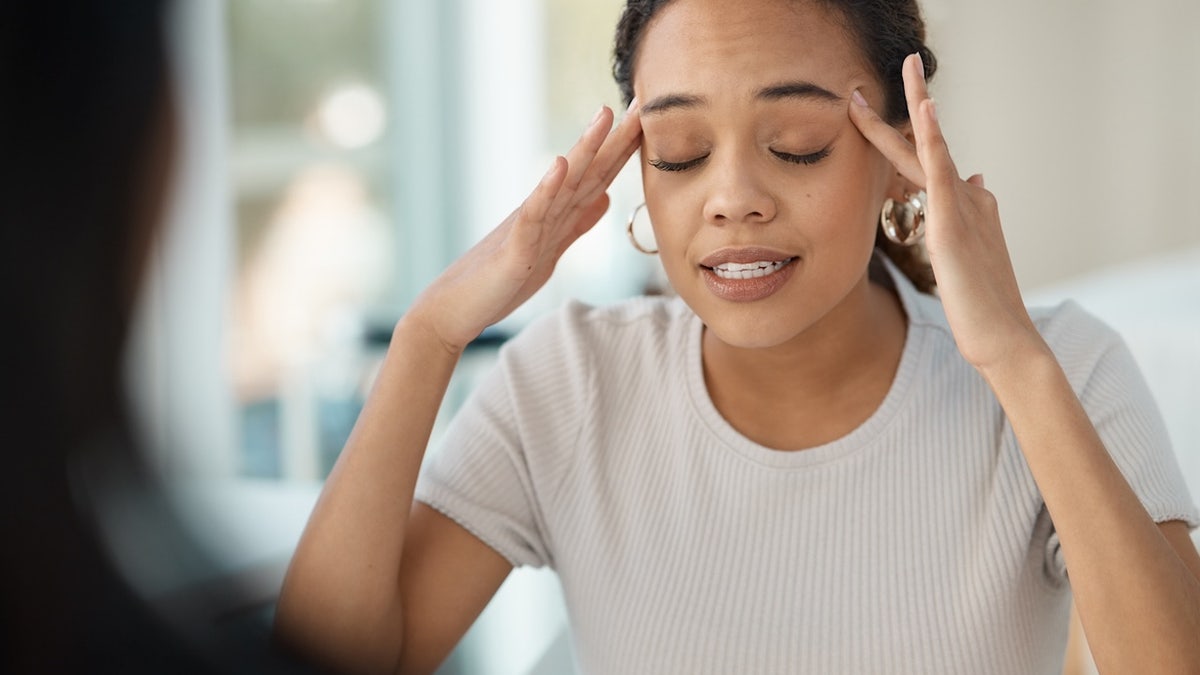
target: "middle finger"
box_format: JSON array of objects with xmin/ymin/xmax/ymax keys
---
[
  {"xmin": 903, "ymin": 52, "xmax": 961, "ymax": 185},
  {"xmin": 545, "ymin": 106, "xmax": 615, "ymax": 222},
  {"xmin": 902, "ymin": 52, "xmax": 931, "ymax": 126},
  {"xmin": 575, "ymin": 102, "xmax": 643, "ymax": 206}
]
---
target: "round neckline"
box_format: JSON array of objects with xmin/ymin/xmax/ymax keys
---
[{"xmin": 682, "ymin": 261, "xmax": 929, "ymax": 470}]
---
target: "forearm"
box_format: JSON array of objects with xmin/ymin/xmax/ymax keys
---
[
  {"xmin": 982, "ymin": 344, "xmax": 1200, "ymax": 673},
  {"xmin": 275, "ymin": 314, "xmax": 461, "ymax": 672}
]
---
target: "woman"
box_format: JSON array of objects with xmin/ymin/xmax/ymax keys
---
[{"xmin": 276, "ymin": 0, "xmax": 1200, "ymax": 673}]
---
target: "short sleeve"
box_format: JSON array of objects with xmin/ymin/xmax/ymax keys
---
[
  {"xmin": 1041, "ymin": 302, "xmax": 1200, "ymax": 579},
  {"xmin": 414, "ymin": 305, "xmax": 596, "ymax": 569},
  {"xmin": 415, "ymin": 360, "xmax": 551, "ymax": 568}
]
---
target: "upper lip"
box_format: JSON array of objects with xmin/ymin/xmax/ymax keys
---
[{"xmin": 699, "ymin": 246, "xmax": 797, "ymax": 268}]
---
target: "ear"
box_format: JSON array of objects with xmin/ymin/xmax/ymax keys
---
[{"xmin": 884, "ymin": 120, "xmax": 919, "ymax": 201}]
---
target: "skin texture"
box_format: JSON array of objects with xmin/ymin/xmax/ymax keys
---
[
  {"xmin": 275, "ymin": 1, "xmax": 1200, "ymax": 673},
  {"xmin": 634, "ymin": 0, "xmax": 912, "ymax": 450}
]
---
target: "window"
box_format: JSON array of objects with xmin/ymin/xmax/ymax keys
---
[{"xmin": 222, "ymin": 0, "xmax": 647, "ymax": 485}]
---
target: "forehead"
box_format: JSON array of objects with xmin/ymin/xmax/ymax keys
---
[{"xmin": 634, "ymin": 0, "xmax": 871, "ymax": 104}]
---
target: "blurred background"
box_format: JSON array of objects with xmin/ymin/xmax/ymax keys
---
[{"xmin": 124, "ymin": 0, "xmax": 1199, "ymax": 673}]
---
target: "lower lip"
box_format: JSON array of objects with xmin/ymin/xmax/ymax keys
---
[{"xmin": 701, "ymin": 258, "xmax": 798, "ymax": 302}]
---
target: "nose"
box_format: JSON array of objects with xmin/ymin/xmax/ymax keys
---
[{"xmin": 701, "ymin": 150, "xmax": 777, "ymax": 225}]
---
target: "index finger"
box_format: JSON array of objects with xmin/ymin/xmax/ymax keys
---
[{"xmin": 847, "ymin": 89, "xmax": 926, "ymax": 189}]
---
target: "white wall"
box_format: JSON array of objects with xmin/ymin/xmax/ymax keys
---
[{"xmin": 921, "ymin": 0, "xmax": 1200, "ymax": 290}]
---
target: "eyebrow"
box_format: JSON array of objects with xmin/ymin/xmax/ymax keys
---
[
  {"xmin": 640, "ymin": 93, "xmax": 704, "ymax": 117},
  {"xmin": 758, "ymin": 80, "xmax": 843, "ymax": 105},
  {"xmin": 640, "ymin": 80, "xmax": 843, "ymax": 117}
]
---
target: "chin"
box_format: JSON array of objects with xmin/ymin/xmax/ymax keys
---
[{"xmin": 690, "ymin": 298, "xmax": 819, "ymax": 351}]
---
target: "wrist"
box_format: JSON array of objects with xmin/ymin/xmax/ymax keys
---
[
  {"xmin": 394, "ymin": 309, "xmax": 467, "ymax": 360},
  {"xmin": 975, "ymin": 334, "xmax": 1059, "ymax": 393}
]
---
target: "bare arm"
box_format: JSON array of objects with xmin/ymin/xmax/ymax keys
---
[
  {"xmin": 274, "ymin": 102, "xmax": 643, "ymax": 674},
  {"xmin": 982, "ymin": 347, "xmax": 1200, "ymax": 674},
  {"xmin": 850, "ymin": 54, "xmax": 1200, "ymax": 673},
  {"xmin": 273, "ymin": 318, "xmax": 476, "ymax": 673}
]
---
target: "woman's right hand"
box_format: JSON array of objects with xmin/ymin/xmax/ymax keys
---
[{"xmin": 410, "ymin": 102, "xmax": 643, "ymax": 353}]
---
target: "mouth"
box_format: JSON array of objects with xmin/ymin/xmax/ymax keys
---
[
  {"xmin": 698, "ymin": 248, "xmax": 799, "ymax": 303},
  {"xmin": 704, "ymin": 258, "xmax": 796, "ymax": 280}
]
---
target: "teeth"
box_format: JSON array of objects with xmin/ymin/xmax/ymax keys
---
[{"xmin": 711, "ymin": 259, "xmax": 791, "ymax": 280}]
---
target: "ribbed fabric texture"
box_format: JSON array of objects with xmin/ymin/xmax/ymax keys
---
[{"xmin": 416, "ymin": 258, "xmax": 1199, "ymax": 675}]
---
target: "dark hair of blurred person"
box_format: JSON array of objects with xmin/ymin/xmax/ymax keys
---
[{"xmin": 0, "ymin": 2, "xmax": 312, "ymax": 672}]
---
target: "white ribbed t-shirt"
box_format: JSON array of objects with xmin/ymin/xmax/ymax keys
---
[{"xmin": 416, "ymin": 258, "xmax": 1198, "ymax": 674}]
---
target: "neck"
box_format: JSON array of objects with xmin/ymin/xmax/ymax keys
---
[{"xmin": 701, "ymin": 274, "xmax": 907, "ymax": 449}]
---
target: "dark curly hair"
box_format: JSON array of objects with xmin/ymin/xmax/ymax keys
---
[{"xmin": 613, "ymin": 0, "xmax": 938, "ymax": 293}]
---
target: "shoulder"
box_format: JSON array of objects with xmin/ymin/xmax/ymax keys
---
[
  {"xmin": 1028, "ymin": 299, "xmax": 1121, "ymax": 349},
  {"xmin": 896, "ymin": 285, "xmax": 1137, "ymax": 407},
  {"xmin": 1027, "ymin": 300, "xmax": 1130, "ymax": 391},
  {"xmin": 502, "ymin": 295, "xmax": 692, "ymax": 371},
  {"xmin": 477, "ymin": 295, "xmax": 690, "ymax": 411},
  {"xmin": 903, "ymin": 281, "xmax": 1128, "ymax": 384},
  {"xmin": 521, "ymin": 294, "xmax": 691, "ymax": 340}
]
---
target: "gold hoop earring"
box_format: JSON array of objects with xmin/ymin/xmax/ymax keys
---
[
  {"xmin": 880, "ymin": 189, "xmax": 928, "ymax": 247},
  {"xmin": 626, "ymin": 202, "xmax": 658, "ymax": 255}
]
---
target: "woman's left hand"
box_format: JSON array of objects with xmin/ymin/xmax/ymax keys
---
[{"xmin": 848, "ymin": 53, "xmax": 1048, "ymax": 373}]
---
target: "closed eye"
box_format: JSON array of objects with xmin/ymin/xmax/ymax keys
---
[
  {"xmin": 648, "ymin": 155, "xmax": 709, "ymax": 172},
  {"xmin": 649, "ymin": 146, "xmax": 831, "ymax": 172},
  {"xmin": 772, "ymin": 146, "xmax": 832, "ymax": 165}
]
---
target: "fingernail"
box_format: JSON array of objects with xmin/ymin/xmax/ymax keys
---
[
  {"xmin": 914, "ymin": 52, "xmax": 926, "ymax": 81},
  {"xmin": 626, "ymin": 96, "xmax": 639, "ymax": 113},
  {"xmin": 590, "ymin": 106, "xmax": 606, "ymax": 126},
  {"xmin": 851, "ymin": 89, "xmax": 868, "ymax": 107},
  {"xmin": 927, "ymin": 98, "xmax": 939, "ymax": 122}
]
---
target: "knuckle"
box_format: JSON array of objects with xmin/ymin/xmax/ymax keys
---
[
  {"xmin": 965, "ymin": 182, "xmax": 996, "ymax": 207},
  {"xmin": 979, "ymin": 190, "xmax": 999, "ymax": 215}
]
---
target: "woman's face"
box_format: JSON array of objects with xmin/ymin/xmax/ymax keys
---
[{"xmin": 634, "ymin": 0, "xmax": 902, "ymax": 349}]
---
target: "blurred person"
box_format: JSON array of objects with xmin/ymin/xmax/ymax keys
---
[
  {"xmin": 0, "ymin": 2, "xmax": 312, "ymax": 672},
  {"xmin": 278, "ymin": 0, "xmax": 1200, "ymax": 673}
]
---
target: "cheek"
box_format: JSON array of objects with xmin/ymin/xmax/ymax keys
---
[
  {"xmin": 848, "ymin": 135, "xmax": 896, "ymax": 206},
  {"xmin": 641, "ymin": 180, "xmax": 704, "ymax": 290},
  {"xmin": 641, "ymin": 169, "xmax": 692, "ymax": 248},
  {"xmin": 795, "ymin": 154, "xmax": 890, "ymax": 242},
  {"xmin": 845, "ymin": 141, "xmax": 894, "ymax": 225}
]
